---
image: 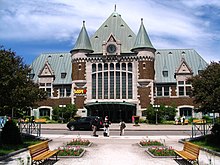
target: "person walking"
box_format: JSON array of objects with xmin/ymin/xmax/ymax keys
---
[
  {"xmin": 91, "ymin": 117, "xmax": 98, "ymax": 137},
  {"xmin": 119, "ymin": 121, "xmax": 126, "ymax": 136},
  {"xmin": 103, "ymin": 116, "xmax": 111, "ymax": 137}
]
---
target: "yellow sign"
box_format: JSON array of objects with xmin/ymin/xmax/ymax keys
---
[{"xmin": 74, "ymin": 89, "xmax": 87, "ymax": 96}]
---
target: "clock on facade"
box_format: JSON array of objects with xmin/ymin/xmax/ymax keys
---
[{"xmin": 107, "ymin": 44, "xmax": 116, "ymax": 53}]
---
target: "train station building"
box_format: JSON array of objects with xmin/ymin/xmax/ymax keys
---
[{"xmin": 30, "ymin": 9, "xmax": 207, "ymax": 122}]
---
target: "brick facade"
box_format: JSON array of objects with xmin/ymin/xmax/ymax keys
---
[
  {"xmin": 138, "ymin": 61, "xmax": 154, "ymax": 79},
  {"xmin": 36, "ymin": 98, "xmax": 71, "ymax": 107},
  {"xmin": 72, "ymin": 62, "xmax": 86, "ymax": 80},
  {"xmin": 138, "ymin": 87, "xmax": 151, "ymax": 108},
  {"xmin": 74, "ymin": 96, "xmax": 86, "ymax": 109}
]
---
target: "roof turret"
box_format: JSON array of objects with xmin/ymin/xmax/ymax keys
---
[
  {"xmin": 131, "ymin": 18, "xmax": 155, "ymax": 52},
  {"xmin": 70, "ymin": 21, "xmax": 93, "ymax": 53}
]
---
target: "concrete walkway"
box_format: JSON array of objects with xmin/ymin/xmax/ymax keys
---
[{"xmin": 0, "ymin": 124, "xmax": 219, "ymax": 165}]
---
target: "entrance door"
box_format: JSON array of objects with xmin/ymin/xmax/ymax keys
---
[
  {"xmin": 86, "ymin": 102, "xmax": 136, "ymax": 123},
  {"xmin": 179, "ymin": 107, "xmax": 192, "ymax": 118}
]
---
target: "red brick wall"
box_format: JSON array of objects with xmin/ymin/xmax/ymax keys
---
[
  {"xmin": 36, "ymin": 98, "xmax": 71, "ymax": 108},
  {"xmin": 74, "ymin": 96, "xmax": 85, "ymax": 109},
  {"xmin": 72, "ymin": 62, "xmax": 86, "ymax": 80},
  {"xmin": 138, "ymin": 61, "xmax": 154, "ymax": 79},
  {"xmin": 138, "ymin": 87, "xmax": 151, "ymax": 108},
  {"xmin": 155, "ymin": 97, "xmax": 196, "ymax": 107}
]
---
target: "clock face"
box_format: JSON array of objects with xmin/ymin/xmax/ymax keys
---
[{"xmin": 107, "ymin": 44, "xmax": 116, "ymax": 53}]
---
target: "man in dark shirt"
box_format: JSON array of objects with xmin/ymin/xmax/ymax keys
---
[{"xmin": 91, "ymin": 118, "xmax": 98, "ymax": 137}]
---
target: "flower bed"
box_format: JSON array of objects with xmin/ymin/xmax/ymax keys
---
[
  {"xmin": 57, "ymin": 146, "xmax": 85, "ymax": 158},
  {"xmin": 139, "ymin": 140, "xmax": 164, "ymax": 147},
  {"xmin": 146, "ymin": 146, "xmax": 176, "ymax": 158},
  {"xmin": 66, "ymin": 138, "xmax": 91, "ymax": 147}
]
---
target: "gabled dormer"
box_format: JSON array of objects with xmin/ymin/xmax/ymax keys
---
[
  {"xmin": 38, "ymin": 60, "xmax": 55, "ymax": 78},
  {"xmin": 102, "ymin": 33, "xmax": 121, "ymax": 55},
  {"xmin": 175, "ymin": 57, "xmax": 193, "ymax": 75}
]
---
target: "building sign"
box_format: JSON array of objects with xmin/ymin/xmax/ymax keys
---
[{"xmin": 74, "ymin": 88, "xmax": 87, "ymax": 96}]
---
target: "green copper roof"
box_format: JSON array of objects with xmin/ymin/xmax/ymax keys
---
[
  {"xmin": 71, "ymin": 21, "xmax": 93, "ymax": 53},
  {"xmin": 90, "ymin": 12, "xmax": 136, "ymax": 53},
  {"xmin": 31, "ymin": 49, "xmax": 207, "ymax": 85},
  {"xmin": 155, "ymin": 49, "xmax": 207, "ymax": 83},
  {"xmin": 31, "ymin": 52, "xmax": 72, "ymax": 84},
  {"xmin": 131, "ymin": 18, "xmax": 155, "ymax": 51}
]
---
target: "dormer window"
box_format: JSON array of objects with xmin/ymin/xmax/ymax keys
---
[
  {"xmin": 162, "ymin": 71, "xmax": 168, "ymax": 77},
  {"xmin": 61, "ymin": 72, "xmax": 66, "ymax": 79},
  {"xmin": 29, "ymin": 73, "xmax": 35, "ymax": 79},
  {"xmin": 198, "ymin": 70, "xmax": 203, "ymax": 74}
]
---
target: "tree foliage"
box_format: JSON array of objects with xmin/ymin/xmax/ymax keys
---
[
  {"xmin": 52, "ymin": 104, "xmax": 78, "ymax": 123},
  {"xmin": 144, "ymin": 104, "xmax": 177, "ymax": 124},
  {"xmin": 188, "ymin": 61, "xmax": 220, "ymax": 113},
  {"xmin": 0, "ymin": 47, "xmax": 47, "ymax": 117}
]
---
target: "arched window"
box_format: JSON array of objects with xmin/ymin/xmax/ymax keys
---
[
  {"xmin": 116, "ymin": 63, "xmax": 120, "ymax": 70},
  {"xmin": 110, "ymin": 63, "xmax": 114, "ymax": 70},
  {"xmin": 104, "ymin": 63, "xmax": 108, "ymax": 70},
  {"xmin": 98, "ymin": 63, "xmax": 102, "ymax": 71},
  {"xmin": 92, "ymin": 64, "xmax": 96, "ymax": 72},
  {"xmin": 128, "ymin": 63, "xmax": 132, "ymax": 71},
  {"xmin": 122, "ymin": 63, "xmax": 126, "ymax": 70}
]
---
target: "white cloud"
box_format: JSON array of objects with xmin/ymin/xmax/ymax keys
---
[{"xmin": 0, "ymin": 0, "xmax": 219, "ymax": 63}]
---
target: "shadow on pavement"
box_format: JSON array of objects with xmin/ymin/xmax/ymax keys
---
[{"xmin": 174, "ymin": 158, "xmax": 192, "ymax": 165}]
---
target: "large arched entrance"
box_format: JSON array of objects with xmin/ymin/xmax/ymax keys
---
[{"xmin": 85, "ymin": 102, "xmax": 136, "ymax": 123}]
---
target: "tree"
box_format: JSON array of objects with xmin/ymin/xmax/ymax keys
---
[
  {"xmin": 188, "ymin": 61, "xmax": 220, "ymax": 113},
  {"xmin": 0, "ymin": 47, "xmax": 47, "ymax": 117},
  {"xmin": 52, "ymin": 104, "xmax": 77, "ymax": 123},
  {"xmin": 143, "ymin": 104, "xmax": 177, "ymax": 124}
]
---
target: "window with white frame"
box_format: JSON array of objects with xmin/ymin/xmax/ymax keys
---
[
  {"xmin": 39, "ymin": 83, "xmax": 52, "ymax": 98},
  {"xmin": 156, "ymin": 86, "xmax": 170, "ymax": 97},
  {"xmin": 59, "ymin": 86, "xmax": 72, "ymax": 98},
  {"xmin": 177, "ymin": 81, "xmax": 191, "ymax": 96}
]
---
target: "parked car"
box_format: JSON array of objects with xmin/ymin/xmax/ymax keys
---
[{"xmin": 67, "ymin": 116, "xmax": 103, "ymax": 131}]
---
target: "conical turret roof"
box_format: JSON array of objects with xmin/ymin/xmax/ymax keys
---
[
  {"xmin": 131, "ymin": 18, "xmax": 155, "ymax": 52},
  {"xmin": 70, "ymin": 21, "xmax": 93, "ymax": 53}
]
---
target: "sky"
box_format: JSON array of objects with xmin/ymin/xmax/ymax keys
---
[{"xmin": 0, "ymin": 0, "xmax": 220, "ymax": 64}]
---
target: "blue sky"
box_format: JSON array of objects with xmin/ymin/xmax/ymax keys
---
[{"xmin": 0, "ymin": 0, "xmax": 219, "ymax": 64}]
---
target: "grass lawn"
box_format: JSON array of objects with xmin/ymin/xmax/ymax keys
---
[
  {"xmin": 192, "ymin": 141, "xmax": 220, "ymax": 152},
  {"xmin": 0, "ymin": 138, "xmax": 42, "ymax": 156}
]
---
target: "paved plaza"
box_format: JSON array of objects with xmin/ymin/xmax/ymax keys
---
[{"xmin": 0, "ymin": 124, "xmax": 219, "ymax": 165}]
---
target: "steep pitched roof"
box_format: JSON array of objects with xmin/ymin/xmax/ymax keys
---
[
  {"xmin": 90, "ymin": 12, "xmax": 136, "ymax": 54},
  {"xmin": 71, "ymin": 21, "xmax": 93, "ymax": 53},
  {"xmin": 38, "ymin": 60, "xmax": 54, "ymax": 77},
  {"xmin": 155, "ymin": 49, "xmax": 207, "ymax": 83},
  {"xmin": 31, "ymin": 52, "xmax": 72, "ymax": 84},
  {"xmin": 175, "ymin": 57, "xmax": 193, "ymax": 75},
  {"xmin": 131, "ymin": 18, "xmax": 155, "ymax": 52}
]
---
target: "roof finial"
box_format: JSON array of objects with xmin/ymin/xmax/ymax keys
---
[
  {"xmin": 114, "ymin": 4, "xmax": 116, "ymax": 12},
  {"xmin": 83, "ymin": 20, "xmax": 85, "ymax": 27},
  {"xmin": 141, "ymin": 18, "xmax": 143, "ymax": 24}
]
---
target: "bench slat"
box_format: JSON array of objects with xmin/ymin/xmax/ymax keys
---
[
  {"xmin": 28, "ymin": 141, "xmax": 58, "ymax": 163},
  {"xmin": 175, "ymin": 142, "xmax": 200, "ymax": 163}
]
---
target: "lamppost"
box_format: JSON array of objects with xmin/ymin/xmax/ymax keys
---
[{"xmin": 153, "ymin": 105, "xmax": 160, "ymax": 125}]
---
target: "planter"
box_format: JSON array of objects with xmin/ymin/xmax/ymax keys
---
[
  {"xmin": 66, "ymin": 142, "xmax": 92, "ymax": 148},
  {"xmin": 145, "ymin": 147, "xmax": 176, "ymax": 158},
  {"xmin": 57, "ymin": 146, "xmax": 86, "ymax": 158},
  {"xmin": 58, "ymin": 149, "xmax": 86, "ymax": 158},
  {"xmin": 65, "ymin": 138, "xmax": 91, "ymax": 147},
  {"xmin": 139, "ymin": 140, "xmax": 164, "ymax": 148}
]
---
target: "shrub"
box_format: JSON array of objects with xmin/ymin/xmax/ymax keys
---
[
  {"xmin": 40, "ymin": 116, "xmax": 50, "ymax": 120},
  {"xmin": 202, "ymin": 116, "xmax": 212, "ymax": 123},
  {"xmin": 1, "ymin": 120, "xmax": 22, "ymax": 145}
]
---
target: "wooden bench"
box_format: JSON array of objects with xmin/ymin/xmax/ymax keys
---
[
  {"xmin": 28, "ymin": 141, "xmax": 58, "ymax": 164},
  {"xmin": 175, "ymin": 142, "xmax": 200, "ymax": 164},
  {"xmin": 34, "ymin": 118, "xmax": 47, "ymax": 123},
  {"xmin": 193, "ymin": 119, "xmax": 206, "ymax": 124}
]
